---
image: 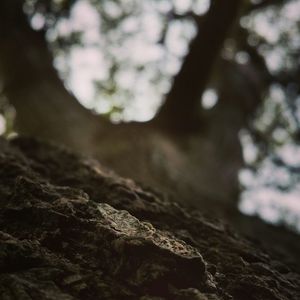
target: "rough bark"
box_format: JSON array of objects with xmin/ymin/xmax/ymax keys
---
[{"xmin": 0, "ymin": 137, "xmax": 299, "ymax": 300}]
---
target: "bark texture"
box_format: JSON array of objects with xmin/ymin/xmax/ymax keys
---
[{"xmin": 0, "ymin": 137, "xmax": 299, "ymax": 300}]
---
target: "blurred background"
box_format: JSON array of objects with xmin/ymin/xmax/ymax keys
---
[{"xmin": 0, "ymin": 0, "xmax": 300, "ymax": 234}]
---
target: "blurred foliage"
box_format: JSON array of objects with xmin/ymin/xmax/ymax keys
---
[
  {"xmin": 237, "ymin": 1, "xmax": 300, "ymax": 230},
  {"xmin": 24, "ymin": 0, "xmax": 205, "ymax": 120}
]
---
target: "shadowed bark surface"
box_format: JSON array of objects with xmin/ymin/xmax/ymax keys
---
[{"xmin": 0, "ymin": 137, "xmax": 299, "ymax": 300}]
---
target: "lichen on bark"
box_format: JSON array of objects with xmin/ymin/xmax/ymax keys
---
[{"xmin": 0, "ymin": 137, "xmax": 299, "ymax": 299}]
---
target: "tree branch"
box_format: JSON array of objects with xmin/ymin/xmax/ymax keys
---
[{"xmin": 155, "ymin": 0, "xmax": 243, "ymax": 132}]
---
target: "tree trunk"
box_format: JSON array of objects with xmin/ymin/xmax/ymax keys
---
[
  {"xmin": 0, "ymin": 0, "xmax": 299, "ymax": 273},
  {"xmin": 0, "ymin": 0, "xmax": 240, "ymax": 213},
  {"xmin": 0, "ymin": 0, "xmax": 98, "ymax": 152},
  {"xmin": 0, "ymin": 0, "xmax": 245, "ymax": 211},
  {"xmin": 0, "ymin": 136, "xmax": 299, "ymax": 300}
]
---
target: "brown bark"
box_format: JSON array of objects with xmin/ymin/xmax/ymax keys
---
[{"xmin": 0, "ymin": 136, "xmax": 299, "ymax": 299}]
